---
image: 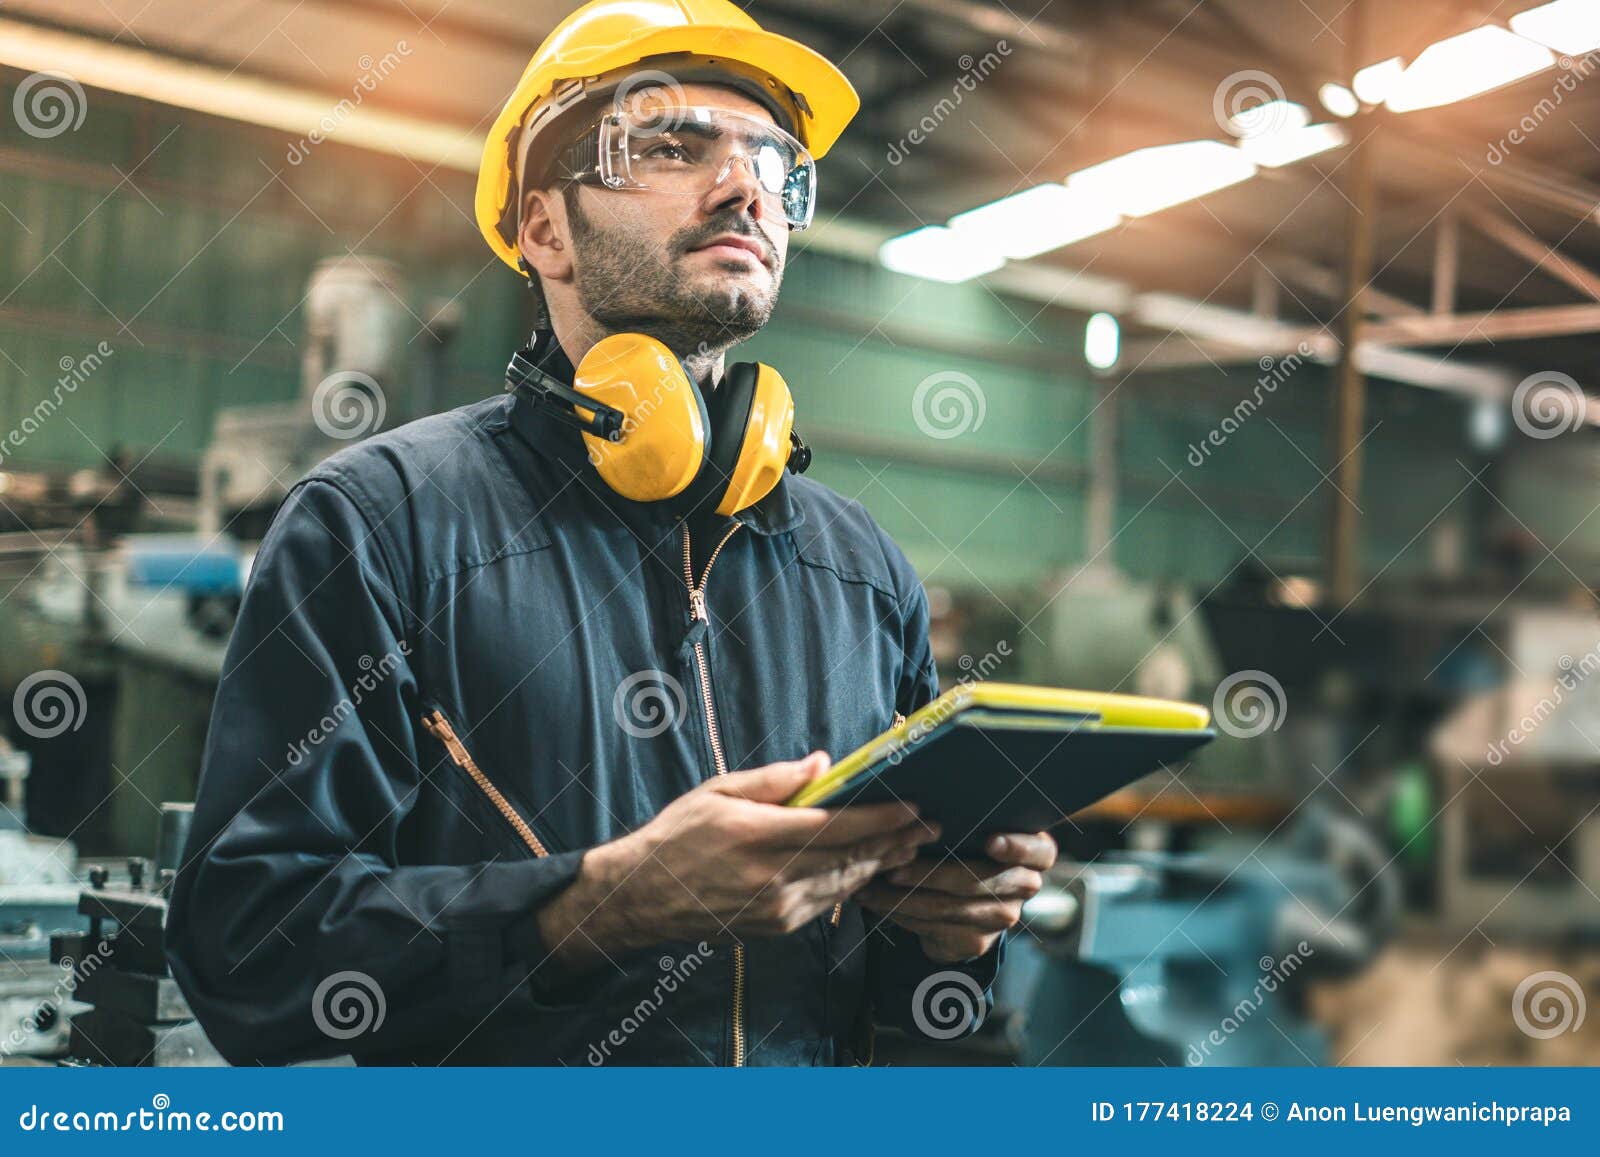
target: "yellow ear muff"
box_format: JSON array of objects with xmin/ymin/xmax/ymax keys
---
[
  {"xmin": 714, "ymin": 363, "xmax": 795, "ymax": 517},
  {"xmin": 573, "ymin": 333, "xmax": 709, "ymax": 502}
]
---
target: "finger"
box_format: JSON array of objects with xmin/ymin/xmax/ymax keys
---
[
  {"xmin": 885, "ymin": 861, "xmax": 1042, "ymax": 900},
  {"xmin": 710, "ymin": 751, "xmax": 832, "ymax": 803},
  {"xmin": 756, "ymin": 801, "xmax": 932, "ymax": 850},
  {"xmin": 983, "ymin": 831, "xmax": 1058, "ymax": 870},
  {"xmin": 854, "ymin": 884, "xmax": 1022, "ymax": 930}
]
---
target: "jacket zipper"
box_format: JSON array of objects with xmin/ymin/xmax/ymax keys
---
[
  {"xmin": 682, "ymin": 520, "xmax": 745, "ymax": 1066},
  {"xmin": 421, "ymin": 709, "xmax": 550, "ymax": 858}
]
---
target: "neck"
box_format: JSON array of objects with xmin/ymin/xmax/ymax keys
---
[{"xmin": 549, "ymin": 314, "xmax": 729, "ymax": 392}]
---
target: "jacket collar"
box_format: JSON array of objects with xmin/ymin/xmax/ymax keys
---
[{"xmin": 504, "ymin": 329, "xmax": 805, "ymax": 537}]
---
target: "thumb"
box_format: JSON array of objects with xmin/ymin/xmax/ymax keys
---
[{"xmin": 711, "ymin": 751, "xmax": 831, "ymax": 803}]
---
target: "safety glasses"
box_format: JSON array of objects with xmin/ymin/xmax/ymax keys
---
[{"xmin": 556, "ymin": 105, "xmax": 817, "ymax": 230}]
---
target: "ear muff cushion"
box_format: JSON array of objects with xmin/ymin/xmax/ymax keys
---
[
  {"xmin": 575, "ymin": 333, "xmax": 709, "ymax": 501},
  {"xmin": 704, "ymin": 361, "xmax": 761, "ymax": 499},
  {"xmin": 714, "ymin": 363, "xmax": 795, "ymax": 517}
]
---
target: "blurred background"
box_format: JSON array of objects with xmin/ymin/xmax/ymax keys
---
[{"xmin": 2, "ymin": 0, "xmax": 1599, "ymax": 1067}]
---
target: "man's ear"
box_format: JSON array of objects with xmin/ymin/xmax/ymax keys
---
[{"xmin": 517, "ymin": 186, "xmax": 574, "ymax": 283}]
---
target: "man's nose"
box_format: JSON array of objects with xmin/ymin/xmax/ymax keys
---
[{"xmin": 702, "ymin": 152, "xmax": 765, "ymax": 221}]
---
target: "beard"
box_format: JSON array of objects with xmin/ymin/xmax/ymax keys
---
[{"xmin": 567, "ymin": 195, "xmax": 783, "ymax": 360}]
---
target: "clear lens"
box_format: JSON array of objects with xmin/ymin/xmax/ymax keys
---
[{"xmin": 596, "ymin": 107, "xmax": 815, "ymax": 229}]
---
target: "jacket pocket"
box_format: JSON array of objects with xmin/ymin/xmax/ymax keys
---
[{"xmin": 420, "ymin": 706, "xmax": 557, "ymax": 857}]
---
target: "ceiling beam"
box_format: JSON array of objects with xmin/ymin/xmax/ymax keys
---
[{"xmin": 1460, "ymin": 204, "xmax": 1600, "ymax": 303}]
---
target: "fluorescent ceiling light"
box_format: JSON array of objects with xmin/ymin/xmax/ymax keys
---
[
  {"xmin": 948, "ymin": 184, "xmax": 1121, "ymax": 259},
  {"xmin": 1318, "ymin": 82, "xmax": 1360, "ymax": 118},
  {"xmin": 1385, "ymin": 26, "xmax": 1556, "ymax": 112},
  {"xmin": 1226, "ymin": 99, "xmax": 1311, "ymax": 139},
  {"xmin": 1238, "ymin": 122, "xmax": 1348, "ymax": 167},
  {"xmin": 878, "ymin": 226, "xmax": 1005, "ymax": 283},
  {"xmin": 1084, "ymin": 312, "xmax": 1120, "ymax": 370},
  {"xmin": 1352, "ymin": 57, "xmax": 1404, "ymax": 104},
  {"xmin": 1512, "ymin": 0, "xmax": 1600, "ymax": 55},
  {"xmin": 0, "ymin": 16, "xmax": 480, "ymax": 170},
  {"xmin": 1067, "ymin": 141, "xmax": 1257, "ymax": 218}
]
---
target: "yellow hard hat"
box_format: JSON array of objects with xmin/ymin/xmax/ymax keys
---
[{"xmin": 476, "ymin": 0, "xmax": 860, "ymax": 274}]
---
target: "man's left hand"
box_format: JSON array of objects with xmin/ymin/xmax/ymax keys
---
[{"xmin": 854, "ymin": 831, "xmax": 1058, "ymax": 963}]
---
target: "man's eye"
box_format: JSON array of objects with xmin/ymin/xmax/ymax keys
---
[{"xmin": 642, "ymin": 142, "xmax": 690, "ymax": 162}]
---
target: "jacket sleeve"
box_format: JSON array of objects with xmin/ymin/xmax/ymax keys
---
[
  {"xmin": 165, "ymin": 477, "xmax": 585, "ymax": 1065},
  {"xmin": 862, "ymin": 533, "xmax": 1001, "ymax": 1041}
]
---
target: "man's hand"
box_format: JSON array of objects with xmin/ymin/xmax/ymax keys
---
[
  {"xmin": 536, "ymin": 752, "xmax": 938, "ymax": 969},
  {"xmin": 855, "ymin": 831, "xmax": 1058, "ymax": 963}
]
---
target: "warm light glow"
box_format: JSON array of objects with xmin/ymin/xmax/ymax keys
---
[
  {"xmin": 1512, "ymin": 0, "xmax": 1600, "ymax": 55},
  {"xmin": 1238, "ymin": 122, "xmax": 1348, "ymax": 167},
  {"xmin": 1385, "ymin": 26, "xmax": 1556, "ymax": 112},
  {"xmin": 1351, "ymin": 57, "xmax": 1404, "ymax": 104},
  {"xmin": 1067, "ymin": 142, "xmax": 1257, "ymax": 218},
  {"xmin": 1226, "ymin": 99, "xmax": 1310, "ymax": 139},
  {"xmin": 1084, "ymin": 313, "xmax": 1120, "ymax": 370},
  {"xmin": 878, "ymin": 226, "xmax": 1005, "ymax": 283},
  {"xmin": 948, "ymin": 184, "xmax": 1121, "ymax": 259},
  {"xmin": 1318, "ymin": 82, "xmax": 1360, "ymax": 118}
]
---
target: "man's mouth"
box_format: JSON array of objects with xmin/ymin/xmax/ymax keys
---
[{"xmin": 688, "ymin": 233, "xmax": 770, "ymax": 267}]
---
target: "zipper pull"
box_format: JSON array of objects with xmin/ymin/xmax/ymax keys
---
[
  {"xmin": 688, "ymin": 587, "xmax": 708, "ymax": 622},
  {"xmin": 680, "ymin": 588, "xmax": 709, "ymax": 658}
]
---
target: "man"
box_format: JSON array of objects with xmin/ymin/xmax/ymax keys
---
[{"xmin": 167, "ymin": 0, "xmax": 1055, "ymax": 1066}]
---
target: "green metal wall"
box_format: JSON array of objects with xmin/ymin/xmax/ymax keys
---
[{"xmin": 0, "ymin": 74, "xmax": 1511, "ymax": 594}]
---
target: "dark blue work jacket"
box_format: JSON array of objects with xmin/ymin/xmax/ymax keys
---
[{"xmin": 166, "ymin": 335, "xmax": 997, "ymax": 1065}]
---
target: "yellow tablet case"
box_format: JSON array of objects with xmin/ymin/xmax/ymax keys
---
[{"xmin": 787, "ymin": 682, "xmax": 1214, "ymax": 851}]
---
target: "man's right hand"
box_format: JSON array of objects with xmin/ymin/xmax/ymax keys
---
[{"xmin": 535, "ymin": 752, "xmax": 936, "ymax": 970}]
